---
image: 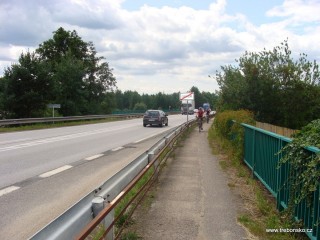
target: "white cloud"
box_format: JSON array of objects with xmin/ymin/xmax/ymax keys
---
[
  {"xmin": 0, "ymin": 0, "xmax": 320, "ymax": 94},
  {"xmin": 267, "ymin": 0, "xmax": 320, "ymax": 22},
  {"xmin": 51, "ymin": 0, "xmax": 124, "ymax": 29}
]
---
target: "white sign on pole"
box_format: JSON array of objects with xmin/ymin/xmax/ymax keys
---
[
  {"xmin": 47, "ymin": 104, "xmax": 61, "ymax": 119},
  {"xmin": 179, "ymin": 92, "xmax": 194, "ymax": 123},
  {"xmin": 180, "ymin": 92, "xmax": 194, "ymax": 101},
  {"xmin": 47, "ymin": 104, "xmax": 61, "ymax": 108}
]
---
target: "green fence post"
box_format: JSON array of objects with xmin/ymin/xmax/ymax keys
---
[
  {"xmin": 276, "ymin": 138, "xmax": 282, "ymax": 210},
  {"xmin": 251, "ymin": 129, "xmax": 255, "ymax": 178}
]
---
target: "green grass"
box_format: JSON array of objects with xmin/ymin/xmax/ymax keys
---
[
  {"xmin": 89, "ymin": 224, "xmax": 106, "ymax": 240},
  {"xmin": 207, "ymin": 124, "xmax": 307, "ymax": 240},
  {"xmin": 120, "ymin": 231, "xmax": 141, "ymax": 240},
  {"xmin": 114, "ymin": 166, "xmax": 155, "ymax": 239},
  {"xmin": 88, "ymin": 163, "xmax": 154, "ymax": 239},
  {"xmin": 115, "ymin": 167, "xmax": 154, "ymax": 221},
  {"xmin": 238, "ymin": 214, "xmax": 262, "ymax": 236}
]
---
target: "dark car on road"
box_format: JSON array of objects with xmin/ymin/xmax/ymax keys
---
[{"xmin": 143, "ymin": 110, "xmax": 168, "ymax": 127}]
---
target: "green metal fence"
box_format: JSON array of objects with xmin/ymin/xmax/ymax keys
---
[{"xmin": 241, "ymin": 123, "xmax": 320, "ymax": 240}]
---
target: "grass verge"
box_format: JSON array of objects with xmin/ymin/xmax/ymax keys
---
[
  {"xmin": 208, "ymin": 124, "xmax": 308, "ymax": 240},
  {"xmin": 114, "ymin": 166, "xmax": 155, "ymax": 238}
]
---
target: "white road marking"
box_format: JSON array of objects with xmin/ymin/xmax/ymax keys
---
[
  {"xmin": 0, "ymin": 138, "xmax": 32, "ymax": 145},
  {"xmin": 39, "ymin": 165, "xmax": 73, "ymax": 178},
  {"xmin": 134, "ymin": 137, "xmax": 148, "ymax": 143},
  {"xmin": 85, "ymin": 154, "xmax": 104, "ymax": 161},
  {"xmin": 0, "ymin": 186, "xmax": 20, "ymax": 197},
  {"xmin": 112, "ymin": 147, "xmax": 124, "ymax": 151},
  {"xmin": 0, "ymin": 125, "xmax": 135, "ymax": 153}
]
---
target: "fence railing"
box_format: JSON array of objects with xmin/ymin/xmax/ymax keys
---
[
  {"xmin": 241, "ymin": 123, "xmax": 320, "ymax": 240},
  {"xmin": 255, "ymin": 121, "xmax": 297, "ymax": 138}
]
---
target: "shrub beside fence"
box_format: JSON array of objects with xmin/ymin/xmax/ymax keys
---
[{"xmin": 242, "ymin": 123, "xmax": 320, "ymax": 240}]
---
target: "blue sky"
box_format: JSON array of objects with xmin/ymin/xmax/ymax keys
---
[{"xmin": 0, "ymin": 0, "xmax": 319, "ymax": 94}]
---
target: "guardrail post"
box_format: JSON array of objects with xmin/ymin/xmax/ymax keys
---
[
  {"xmin": 92, "ymin": 197, "xmax": 104, "ymax": 217},
  {"xmin": 104, "ymin": 202, "xmax": 114, "ymax": 240},
  {"xmin": 92, "ymin": 197, "xmax": 114, "ymax": 240}
]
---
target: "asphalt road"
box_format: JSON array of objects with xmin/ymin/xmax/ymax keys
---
[{"xmin": 0, "ymin": 114, "xmax": 195, "ymax": 239}]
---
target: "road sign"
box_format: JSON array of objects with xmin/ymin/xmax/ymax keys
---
[
  {"xmin": 180, "ymin": 92, "xmax": 194, "ymax": 101},
  {"xmin": 47, "ymin": 104, "xmax": 61, "ymax": 108},
  {"xmin": 47, "ymin": 104, "xmax": 61, "ymax": 119}
]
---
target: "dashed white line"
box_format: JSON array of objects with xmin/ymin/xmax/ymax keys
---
[
  {"xmin": 112, "ymin": 146, "xmax": 124, "ymax": 151},
  {"xmin": 0, "ymin": 125, "xmax": 133, "ymax": 153},
  {"xmin": 0, "ymin": 138, "xmax": 32, "ymax": 145},
  {"xmin": 0, "ymin": 186, "xmax": 20, "ymax": 197},
  {"xmin": 134, "ymin": 137, "xmax": 148, "ymax": 143},
  {"xmin": 39, "ymin": 165, "xmax": 73, "ymax": 178},
  {"xmin": 85, "ymin": 154, "xmax": 104, "ymax": 161}
]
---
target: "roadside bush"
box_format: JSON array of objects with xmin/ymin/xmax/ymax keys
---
[
  {"xmin": 133, "ymin": 102, "xmax": 147, "ymax": 111},
  {"xmin": 214, "ymin": 109, "xmax": 255, "ymax": 139},
  {"xmin": 279, "ymin": 119, "xmax": 320, "ymax": 208},
  {"xmin": 214, "ymin": 110, "xmax": 255, "ymax": 158}
]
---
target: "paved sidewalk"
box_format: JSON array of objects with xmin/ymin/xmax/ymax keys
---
[{"xmin": 132, "ymin": 121, "xmax": 248, "ymax": 240}]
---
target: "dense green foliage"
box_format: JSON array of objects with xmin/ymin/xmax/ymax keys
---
[
  {"xmin": 2, "ymin": 52, "xmax": 54, "ymax": 118},
  {"xmin": 214, "ymin": 110, "xmax": 255, "ymax": 139},
  {"xmin": 1, "ymin": 27, "xmax": 117, "ymax": 118},
  {"xmin": 279, "ymin": 119, "xmax": 320, "ymax": 207},
  {"xmin": 213, "ymin": 110, "xmax": 255, "ymax": 158},
  {"xmin": 112, "ymin": 86, "xmax": 218, "ymax": 112},
  {"xmin": 216, "ymin": 40, "xmax": 320, "ymax": 129},
  {"xmin": 190, "ymin": 86, "xmax": 218, "ymax": 109}
]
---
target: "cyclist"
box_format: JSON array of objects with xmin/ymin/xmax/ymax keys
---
[
  {"xmin": 197, "ymin": 107, "xmax": 204, "ymax": 131},
  {"xmin": 205, "ymin": 108, "xmax": 211, "ymax": 123}
]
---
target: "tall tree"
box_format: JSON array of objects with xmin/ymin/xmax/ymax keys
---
[
  {"xmin": 216, "ymin": 40, "xmax": 320, "ymax": 129},
  {"xmin": 36, "ymin": 27, "xmax": 117, "ymax": 114},
  {"xmin": 190, "ymin": 86, "xmax": 207, "ymax": 109},
  {"xmin": 4, "ymin": 52, "xmax": 53, "ymax": 118},
  {"xmin": 0, "ymin": 76, "xmax": 8, "ymax": 118},
  {"xmin": 53, "ymin": 51, "xmax": 86, "ymax": 116}
]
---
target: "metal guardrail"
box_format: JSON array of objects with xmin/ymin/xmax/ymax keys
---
[
  {"xmin": 0, "ymin": 112, "xmax": 184, "ymax": 127},
  {"xmin": 241, "ymin": 123, "xmax": 320, "ymax": 240},
  {"xmin": 29, "ymin": 120, "xmax": 195, "ymax": 240},
  {"xmin": 0, "ymin": 114, "xmax": 143, "ymax": 126}
]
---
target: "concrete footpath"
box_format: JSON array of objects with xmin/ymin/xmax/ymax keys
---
[{"xmin": 130, "ymin": 121, "xmax": 248, "ymax": 240}]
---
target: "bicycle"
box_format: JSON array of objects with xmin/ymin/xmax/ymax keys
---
[{"xmin": 206, "ymin": 114, "xmax": 209, "ymax": 123}]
